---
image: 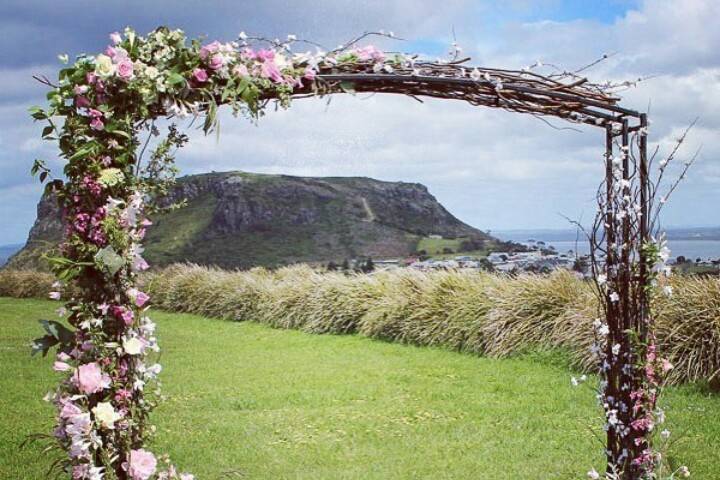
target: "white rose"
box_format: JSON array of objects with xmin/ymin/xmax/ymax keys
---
[
  {"xmin": 274, "ymin": 53, "xmax": 290, "ymax": 70},
  {"xmin": 144, "ymin": 66, "xmax": 159, "ymax": 79},
  {"xmin": 123, "ymin": 337, "xmax": 144, "ymax": 355},
  {"xmin": 94, "ymin": 54, "xmax": 116, "ymax": 78},
  {"xmin": 92, "ymin": 402, "xmax": 121, "ymax": 429}
]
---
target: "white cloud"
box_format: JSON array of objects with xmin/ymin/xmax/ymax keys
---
[{"xmin": 0, "ymin": 0, "xmax": 718, "ymax": 244}]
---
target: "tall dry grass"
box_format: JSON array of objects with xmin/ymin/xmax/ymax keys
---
[{"xmin": 2, "ymin": 264, "xmax": 719, "ymax": 384}]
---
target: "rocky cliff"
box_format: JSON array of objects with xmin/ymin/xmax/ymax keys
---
[{"xmin": 7, "ymin": 171, "xmax": 501, "ymax": 269}]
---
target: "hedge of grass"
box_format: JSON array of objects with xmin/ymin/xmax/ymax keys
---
[{"xmin": 2, "ymin": 265, "xmax": 719, "ymax": 384}]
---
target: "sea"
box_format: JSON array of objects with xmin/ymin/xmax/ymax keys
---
[{"xmin": 494, "ymin": 227, "xmax": 720, "ymax": 262}]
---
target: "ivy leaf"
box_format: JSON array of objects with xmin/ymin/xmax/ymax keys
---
[
  {"xmin": 94, "ymin": 246, "xmax": 125, "ymax": 276},
  {"xmin": 31, "ymin": 320, "xmax": 75, "ymax": 357}
]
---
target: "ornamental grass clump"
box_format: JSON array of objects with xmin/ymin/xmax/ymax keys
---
[
  {"xmin": 357, "ymin": 269, "xmax": 427, "ymax": 342},
  {"xmin": 302, "ymin": 272, "xmax": 381, "ymax": 334},
  {"xmin": 0, "ymin": 269, "xmax": 56, "ymax": 298},
  {"xmin": 655, "ymin": 275, "xmax": 720, "ymax": 384},
  {"xmin": 481, "ymin": 270, "xmax": 587, "ymax": 358}
]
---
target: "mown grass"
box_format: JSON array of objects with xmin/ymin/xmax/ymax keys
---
[{"xmin": 2, "ymin": 298, "xmax": 720, "ymax": 479}]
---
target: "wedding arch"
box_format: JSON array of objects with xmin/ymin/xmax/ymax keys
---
[{"xmin": 30, "ymin": 26, "xmax": 675, "ymax": 480}]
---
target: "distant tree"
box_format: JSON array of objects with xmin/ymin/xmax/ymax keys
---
[
  {"xmin": 362, "ymin": 257, "xmax": 375, "ymax": 273},
  {"xmin": 417, "ymin": 249, "xmax": 427, "ymax": 256},
  {"xmin": 442, "ymin": 247, "xmax": 454, "ymax": 254},
  {"xmin": 478, "ymin": 258, "xmax": 495, "ymax": 272},
  {"xmin": 696, "ymin": 257, "xmax": 702, "ymax": 263},
  {"xmin": 676, "ymin": 255, "xmax": 687, "ymax": 264},
  {"xmin": 573, "ymin": 258, "xmax": 587, "ymax": 273},
  {"xmin": 341, "ymin": 259, "xmax": 350, "ymax": 271},
  {"xmin": 326, "ymin": 261, "xmax": 338, "ymax": 271}
]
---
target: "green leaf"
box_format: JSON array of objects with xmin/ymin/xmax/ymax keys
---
[
  {"xmin": 94, "ymin": 246, "xmax": 125, "ymax": 276},
  {"xmin": 167, "ymin": 72, "xmax": 186, "ymax": 86},
  {"xmin": 31, "ymin": 320, "xmax": 75, "ymax": 357},
  {"xmin": 339, "ymin": 81, "xmax": 356, "ymax": 94},
  {"xmin": 41, "ymin": 125, "xmax": 54, "ymax": 138}
]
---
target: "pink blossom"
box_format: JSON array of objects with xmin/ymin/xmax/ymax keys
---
[
  {"xmin": 113, "ymin": 306, "xmax": 135, "ymax": 326},
  {"xmin": 90, "ymin": 117, "xmax": 104, "ymax": 130},
  {"xmin": 135, "ymin": 291, "xmax": 150, "ymax": 307},
  {"xmin": 86, "ymin": 72, "xmax": 98, "ymax": 84},
  {"xmin": 661, "ymin": 358, "xmax": 674, "ymax": 373},
  {"xmin": 53, "ymin": 361, "xmax": 72, "ymax": 372},
  {"xmin": 233, "ymin": 64, "xmax": 249, "ymax": 77},
  {"xmin": 60, "ymin": 401, "xmax": 83, "ymax": 419},
  {"xmin": 192, "ymin": 68, "xmax": 208, "ymax": 83},
  {"xmin": 355, "ymin": 45, "xmax": 385, "ymax": 62},
  {"xmin": 75, "ymin": 95, "xmax": 91, "ymax": 109},
  {"xmin": 73, "ymin": 85, "xmax": 89, "ymax": 95},
  {"xmin": 241, "ymin": 47, "xmax": 256, "ymax": 60},
  {"xmin": 260, "ymin": 60, "xmax": 284, "ymax": 83},
  {"xmin": 110, "ymin": 31, "xmax": 122, "ymax": 45},
  {"xmin": 73, "ymin": 362, "xmax": 110, "ymax": 394},
  {"xmin": 49, "ymin": 291, "xmax": 61, "ymax": 300},
  {"xmin": 256, "ymin": 49, "xmax": 275, "ymax": 62},
  {"xmin": 125, "ymin": 449, "xmax": 157, "ymax": 480},
  {"xmin": 304, "ymin": 67, "xmax": 316, "ymax": 81},
  {"xmin": 199, "ymin": 40, "xmax": 222, "ymax": 60},
  {"xmin": 116, "ymin": 58, "xmax": 134, "ymax": 79},
  {"xmin": 208, "ymin": 53, "xmax": 225, "ymax": 70},
  {"xmin": 72, "ymin": 465, "xmax": 89, "ymax": 479},
  {"xmin": 105, "ymin": 45, "xmax": 117, "ymax": 58}
]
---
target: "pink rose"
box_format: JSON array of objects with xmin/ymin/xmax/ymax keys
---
[
  {"xmin": 208, "ymin": 53, "xmax": 224, "ymax": 70},
  {"xmin": 117, "ymin": 58, "xmax": 134, "ymax": 80},
  {"xmin": 73, "ymin": 362, "xmax": 110, "ymax": 394},
  {"xmin": 199, "ymin": 40, "xmax": 221, "ymax": 60},
  {"xmin": 192, "ymin": 68, "xmax": 208, "ymax": 83},
  {"xmin": 126, "ymin": 449, "xmax": 157, "ymax": 480},
  {"xmin": 110, "ymin": 31, "xmax": 122, "ymax": 45}
]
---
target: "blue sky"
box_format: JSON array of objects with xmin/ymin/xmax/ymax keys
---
[{"xmin": 1, "ymin": 0, "xmax": 717, "ymax": 245}]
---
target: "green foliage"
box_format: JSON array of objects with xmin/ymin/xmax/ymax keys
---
[
  {"xmin": 31, "ymin": 320, "xmax": 75, "ymax": 357},
  {"xmin": 136, "ymin": 265, "xmax": 720, "ymax": 385},
  {"xmin": 2, "ymin": 297, "xmax": 720, "ymax": 478}
]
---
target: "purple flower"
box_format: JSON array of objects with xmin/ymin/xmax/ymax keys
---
[{"xmin": 110, "ymin": 31, "xmax": 122, "ymax": 45}]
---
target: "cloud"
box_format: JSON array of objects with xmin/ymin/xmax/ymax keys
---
[{"xmin": 0, "ymin": 0, "xmax": 718, "ymax": 244}]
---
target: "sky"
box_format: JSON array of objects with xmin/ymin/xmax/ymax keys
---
[{"xmin": 0, "ymin": 0, "xmax": 718, "ymax": 245}]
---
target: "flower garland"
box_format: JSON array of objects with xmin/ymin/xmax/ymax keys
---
[
  {"xmin": 29, "ymin": 25, "xmax": 678, "ymax": 480},
  {"xmin": 31, "ymin": 26, "xmax": 409, "ymax": 480}
]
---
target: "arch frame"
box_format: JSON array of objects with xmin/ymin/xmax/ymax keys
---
[{"xmin": 28, "ymin": 26, "xmax": 667, "ymax": 480}]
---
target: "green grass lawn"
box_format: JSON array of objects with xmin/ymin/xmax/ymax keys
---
[{"xmin": 1, "ymin": 297, "xmax": 719, "ymax": 479}]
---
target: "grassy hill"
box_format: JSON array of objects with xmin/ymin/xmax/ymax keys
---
[
  {"xmin": 2, "ymin": 297, "xmax": 718, "ymax": 478},
  {"xmin": 8, "ymin": 171, "xmax": 513, "ymax": 270}
]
